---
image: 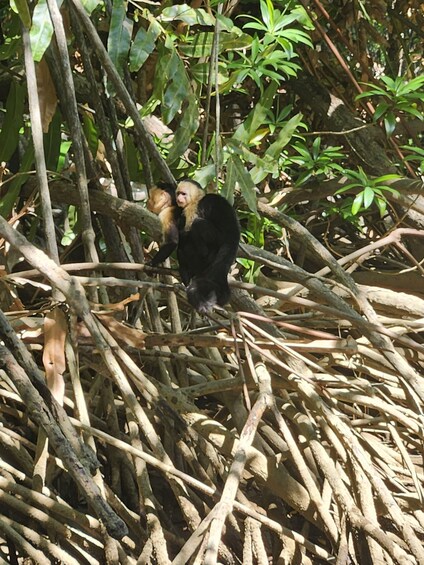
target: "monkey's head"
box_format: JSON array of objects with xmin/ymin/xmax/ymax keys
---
[
  {"xmin": 176, "ymin": 180, "xmax": 203, "ymax": 210},
  {"xmin": 147, "ymin": 183, "xmax": 175, "ymax": 215}
]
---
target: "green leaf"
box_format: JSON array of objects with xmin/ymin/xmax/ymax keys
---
[
  {"xmin": 351, "ymin": 192, "xmax": 363, "ymax": 215},
  {"xmin": 190, "ymin": 62, "xmax": 228, "ymax": 85},
  {"xmin": 346, "ymin": 166, "xmax": 368, "ymax": 185},
  {"xmin": 384, "ymin": 112, "xmax": 396, "ymax": 136},
  {"xmin": 222, "ymin": 153, "xmax": 237, "ymax": 203},
  {"xmin": 295, "ymin": 170, "xmax": 313, "ymax": 186},
  {"xmin": 373, "ymin": 102, "xmax": 390, "ymax": 121},
  {"xmin": 179, "ymin": 32, "xmax": 213, "ymax": 58},
  {"xmin": 107, "ymin": 0, "xmax": 133, "ymax": 77},
  {"xmin": 130, "ymin": 22, "xmax": 161, "ymax": 72},
  {"xmin": 215, "ymin": 14, "xmax": 234, "ymax": 32},
  {"xmin": 226, "ymin": 154, "xmax": 257, "ymax": 213},
  {"xmin": 374, "ymin": 173, "xmax": 401, "ymax": 183},
  {"xmin": 276, "ymin": 28, "xmax": 313, "ymax": 46},
  {"xmin": 402, "ymin": 106, "xmax": 424, "ymax": 120},
  {"xmin": 375, "ymin": 185, "xmax": 399, "ymax": 196},
  {"xmin": 401, "ymin": 145, "xmax": 424, "ymax": 160},
  {"xmin": 61, "ymin": 205, "xmax": 78, "ymax": 246},
  {"xmin": 233, "ymin": 82, "xmax": 278, "ymax": 143},
  {"xmin": 160, "ymin": 4, "xmax": 215, "ymax": 26},
  {"xmin": 311, "ymin": 135, "xmax": 321, "ymax": 158},
  {"xmin": 10, "ymin": 0, "xmax": 31, "ymax": 29},
  {"xmin": 179, "ymin": 32, "xmax": 251, "ymax": 58},
  {"xmin": 400, "ymin": 75, "xmax": 424, "ymax": 93},
  {"xmin": 380, "ymin": 75, "xmax": 396, "ymax": 91},
  {"xmin": 356, "ymin": 86, "xmax": 387, "ymax": 99},
  {"xmin": 43, "ymin": 110, "xmax": 61, "ymax": 170},
  {"xmin": 192, "ymin": 164, "xmax": 216, "ymax": 187},
  {"xmin": 162, "ymin": 53, "xmax": 189, "ymax": 124},
  {"xmin": 362, "ymin": 186, "xmax": 375, "ymax": 209},
  {"xmin": 261, "ymin": 0, "xmax": 272, "ymax": 29},
  {"xmin": 249, "ymin": 113, "xmax": 303, "ymax": 183},
  {"xmin": 249, "ymin": 156, "xmax": 278, "ymax": 184},
  {"xmin": 57, "ymin": 140, "xmax": 71, "ymax": 172},
  {"xmin": 375, "ymin": 197, "xmax": 387, "ymax": 217},
  {"xmin": 335, "ymin": 182, "xmax": 361, "ymax": 195},
  {"xmin": 30, "ymin": 0, "xmax": 55, "ymax": 62},
  {"xmin": 81, "ymin": 0, "xmax": 102, "ymax": 15},
  {"xmin": 167, "ymin": 94, "xmax": 199, "ymax": 164},
  {"xmin": 290, "ymin": 6, "xmax": 314, "ymax": 29},
  {"xmin": 273, "ymin": 13, "xmax": 300, "ymax": 31},
  {"xmin": 152, "ymin": 46, "xmax": 172, "ymax": 100},
  {"xmin": 244, "ymin": 21, "xmax": 267, "ymax": 32},
  {"xmin": 82, "ymin": 112, "xmax": 99, "ymax": 157},
  {"xmin": 123, "ymin": 132, "xmax": 140, "ymax": 181},
  {"xmin": 0, "ymin": 81, "xmax": 25, "ymax": 162}
]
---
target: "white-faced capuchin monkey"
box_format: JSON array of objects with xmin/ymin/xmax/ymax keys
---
[{"xmin": 148, "ymin": 180, "xmax": 240, "ymax": 313}]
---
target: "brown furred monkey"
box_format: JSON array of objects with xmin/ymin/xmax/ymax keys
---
[
  {"xmin": 147, "ymin": 182, "xmax": 181, "ymax": 267},
  {"xmin": 148, "ymin": 180, "xmax": 240, "ymax": 313}
]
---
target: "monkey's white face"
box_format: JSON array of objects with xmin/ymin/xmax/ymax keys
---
[
  {"xmin": 176, "ymin": 181, "xmax": 194, "ymax": 209},
  {"xmin": 176, "ymin": 192, "xmax": 188, "ymax": 209}
]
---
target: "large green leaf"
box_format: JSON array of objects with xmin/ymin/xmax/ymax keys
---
[
  {"xmin": 123, "ymin": 132, "xmax": 141, "ymax": 181},
  {"xmin": 82, "ymin": 112, "xmax": 99, "ymax": 157},
  {"xmin": 167, "ymin": 94, "xmax": 199, "ymax": 165},
  {"xmin": 159, "ymin": 4, "xmax": 215, "ymax": 26},
  {"xmin": 29, "ymin": 0, "xmax": 55, "ymax": 62},
  {"xmin": 233, "ymin": 82, "xmax": 278, "ymax": 143},
  {"xmin": 192, "ymin": 164, "xmax": 216, "ymax": 187},
  {"xmin": 224, "ymin": 154, "xmax": 257, "ymax": 212},
  {"xmin": 221, "ymin": 154, "xmax": 237, "ymax": 203},
  {"xmin": 10, "ymin": 0, "xmax": 31, "ymax": 29},
  {"xmin": 129, "ymin": 21, "xmax": 161, "ymax": 72},
  {"xmin": 162, "ymin": 52, "xmax": 189, "ymax": 124},
  {"xmin": 190, "ymin": 62, "xmax": 229, "ymax": 85},
  {"xmin": 0, "ymin": 81, "xmax": 25, "ymax": 162},
  {"xmin": 265, "ymin": 112, "xmax": 303, "ymax": 158},
  {"xmin": 152, "ymin": 43, "xmax": 176, "ymax": 101},
  {"xmin": 107, "ymin": 0, "xmax": 133, "ymax": 77},
  {"xmin": 179, "ymin": 32, "xmax": 252, "ymax": 58},
  {"xmin": 363, "ymin": 186, "xmax": 375, "ymax": 209},
  {"xmin": 57, "ymin": 140, "xmax": 72, "ymax": 172},
  {"xmin": 249, "ymin": 154, "xmax": 279, "ymax": 184},
  {"xmin": 351, "ymin": 192, "xmax": 364, "ymax": 215}
]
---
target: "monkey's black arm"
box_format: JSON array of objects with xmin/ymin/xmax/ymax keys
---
[
  {"xmin": 149, "ymin": 221, "xmax": 179, "ymax": 266},
  {"xmin": 149, "ymin": 242, "xmax": 177, "ymax": 266}
]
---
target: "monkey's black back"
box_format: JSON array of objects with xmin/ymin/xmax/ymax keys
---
[{"xmin": 177, "ymin": 194, "xmax": 240, "ymax": 285}]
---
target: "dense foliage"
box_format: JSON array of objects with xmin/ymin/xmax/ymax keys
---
[{"xmin": 0, "ymin": 0, "xmax": 423, "ymax": 563}]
